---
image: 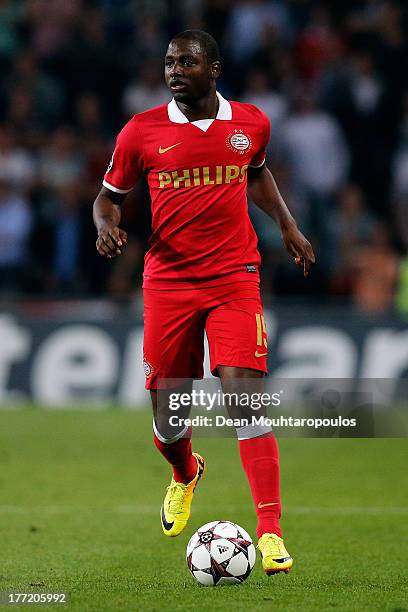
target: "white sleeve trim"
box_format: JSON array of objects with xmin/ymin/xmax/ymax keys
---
[
  {"xmin": 102, "ymin": 180, "xmax": 133, "ymax": 194},
  {"xmin": 249, "ymin": 157, "xmax": 266, "ymax": 169}
]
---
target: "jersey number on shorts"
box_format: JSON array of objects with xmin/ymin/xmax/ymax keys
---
[{"xmin": 255, "ymin": 314, "xmax": 268, "ymax": 349}]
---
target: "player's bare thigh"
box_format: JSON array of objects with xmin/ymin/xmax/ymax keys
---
[{"xmin": 218, "ymin": 366, "xmax": 266, "ymax": 421}]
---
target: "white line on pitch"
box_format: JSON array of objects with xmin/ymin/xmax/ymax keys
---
[{"xmin": 0, "ymin": 505, "xmax": 407, "ymax": 515}]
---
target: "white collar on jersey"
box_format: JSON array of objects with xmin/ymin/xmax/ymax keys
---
[{"xmin": 167, "ymin": 91, "xmax": 232, "ymax": 132}]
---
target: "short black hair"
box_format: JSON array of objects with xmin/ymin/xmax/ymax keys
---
[{"xmin": 170, "ymin": 30, "xmax": 220, "ymax": 64}]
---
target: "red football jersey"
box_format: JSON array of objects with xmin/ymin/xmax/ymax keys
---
[{"xmin": 103, "ymin": 92, "xmax": 270, "ymax": 288}]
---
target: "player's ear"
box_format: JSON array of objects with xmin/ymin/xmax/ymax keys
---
[{"xmin": 210, "ymin": 61, "xmax": 221, "ymax": 80}]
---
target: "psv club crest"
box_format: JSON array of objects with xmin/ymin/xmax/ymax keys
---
[
  {"xmin": 226, "ymin": 129, "xmax": 252, "ymax": 155},
  {"xmin": 143, "ymin": 358, "xmax": 154, "ymax": 378}
]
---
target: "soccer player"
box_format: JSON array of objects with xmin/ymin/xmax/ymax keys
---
[{"xmin": 93, "ymin": 30, "xmax": 315, "ymax": 576}]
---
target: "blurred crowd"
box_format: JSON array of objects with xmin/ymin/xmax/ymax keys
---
[{"xmin": 1, "ymin": 0, "xmax": 408, "ymax": 315}]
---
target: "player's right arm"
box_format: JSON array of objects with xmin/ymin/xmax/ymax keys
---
[
  {"xmin": 93, "ymin": 117, "xmax": 144, "ymax": 258},
  {"xmin": 93, "ymin": 187, "xmax": 128, "ymax": 258}
]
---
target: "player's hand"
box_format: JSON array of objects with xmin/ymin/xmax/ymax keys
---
[
  {"xmin": 96, "ymin": 226, "xmax": 128, "ymax": 258},
  {"xmin": 281, "ymin": 222, "xmax": 315, "ymax": 277}
]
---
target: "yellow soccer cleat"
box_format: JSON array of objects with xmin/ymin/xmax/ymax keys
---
[
  {"xmin": 160, "ymin": 452, "xmax": 205, "ymax": 537},
  {"xmin": 257, "ymin": 533, "xmax": 293, "ymax": 575}
]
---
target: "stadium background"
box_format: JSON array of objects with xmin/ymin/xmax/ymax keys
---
[
  {"xmin": 1, "ymin": 0, "xmax": 408, "ymax": 307},
  {"xmin": 0, "ymin": 2, "xmax": 407, "ymax": 610}
]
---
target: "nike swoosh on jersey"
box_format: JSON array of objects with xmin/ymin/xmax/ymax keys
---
[
  {"xmin": 160, "ymin": 505, "xmax": 174, "ymax": 531},
  {"xmin": 159, "ymin": 142, "xmax": 182, "ymax": 154},
  {"xmin": 255, "ymin": 351, "xmax": 268, "ymax": 358},
  {"xmin": 257, "ymin": 502, "xmax": 279, "ymax": 509}
]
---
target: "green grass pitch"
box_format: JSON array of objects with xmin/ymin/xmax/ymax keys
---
[{"xmin": 0, "ymin": 409, "xmax": 407, "ymax": 611}]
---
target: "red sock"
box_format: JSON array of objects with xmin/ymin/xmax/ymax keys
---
[
  {"xmin": 153, "ymin": 431, "xmax": 197, "ymax": 484},
  {"xmin": 239, "ymin": 432, "xmax": 282, "ymax": 539}
]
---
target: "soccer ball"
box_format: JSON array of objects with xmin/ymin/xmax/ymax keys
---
[{"xmin": 186, "ymin": 520, "xmax": 256, "ymax": 586}]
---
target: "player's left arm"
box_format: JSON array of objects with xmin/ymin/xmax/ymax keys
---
[{"xmin": 247, "ymin": 164, "xmax": 315, "ymax": 276}]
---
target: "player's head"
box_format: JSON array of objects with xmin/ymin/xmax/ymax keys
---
[{"xmin": 165, "ymin": 30, "xmax": 221, "ymax": 102}]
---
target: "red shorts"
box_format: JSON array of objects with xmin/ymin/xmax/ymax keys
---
[{"xmin": 143, "ymin": 280, "xmax": 268, "ymax": 389}]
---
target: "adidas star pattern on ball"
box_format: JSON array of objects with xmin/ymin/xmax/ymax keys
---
[{"xmin": 186, "ymin": 520, "xmax": 256, "ymax": 586}]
